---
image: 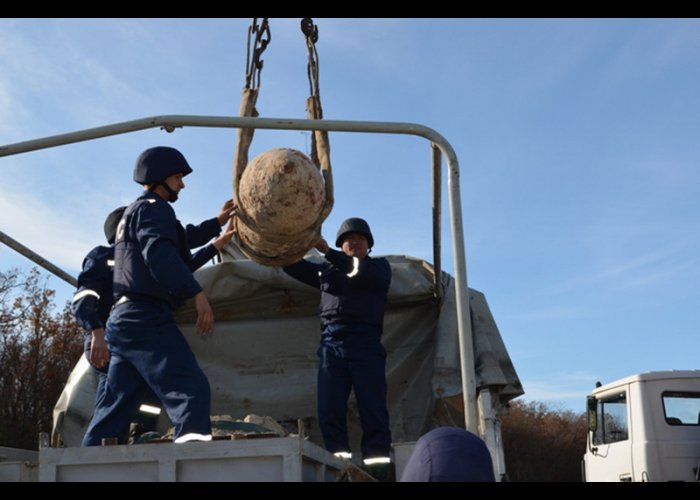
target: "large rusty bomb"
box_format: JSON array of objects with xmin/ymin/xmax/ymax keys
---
[{"xmin": 235, "ymin": 148, "xmax": 326, "ymax": 266}]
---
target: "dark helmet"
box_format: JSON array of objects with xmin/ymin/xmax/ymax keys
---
[
  {"xmin": 133, "ymin": 146, "xmax": 193, "ymax": 185},
  {"xmin": 335, "ymin": 217, "xmax": 374, "ymax": 248},
  {"xmin": 104, "ymin": 206, "xmax": 127, "ymax": 245}
]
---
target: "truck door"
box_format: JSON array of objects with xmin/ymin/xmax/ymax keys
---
[{"xmin": 586, "ymin": 391, "xmax": 633, "ymax": 481}]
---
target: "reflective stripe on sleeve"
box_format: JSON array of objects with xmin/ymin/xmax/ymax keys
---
[{"xmin": 72, "ymin": 289, "xmax": 100, "ymax": 303}]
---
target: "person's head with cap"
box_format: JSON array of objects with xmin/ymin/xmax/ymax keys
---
[
  {"xmin": 104, "ymin": 206, "xmax": 127, "ymax": 245},
  {"xmin": 335, "ymin": 217, "xmax": 374, "ymax": 259},
  {"xmin": 133, "ymin": 146, "xmax": 193, "ymax": 203},
  {"xmin": 400, "ymin": 427, "xmax": 496, "ymax": 482}
]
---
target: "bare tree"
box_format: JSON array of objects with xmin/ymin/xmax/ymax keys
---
[{"xmin": 0, "ymin": 268, "xmax": 83, "ymax": 450}]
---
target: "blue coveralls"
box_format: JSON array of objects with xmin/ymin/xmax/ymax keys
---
[
  {"xmin": 82, "ymin": 192, "xmax": 221, "ymax": 446},
  {"xmin": 73, "ymin": 245, "xmax": 161, "ymax": 433},
  {"xmin": 284, "ymin": 249, "xmax": 392, "ymax": 459},
  {"xmin": 71, "ymin": 245, "xmax": 116, "ymax": 400}
]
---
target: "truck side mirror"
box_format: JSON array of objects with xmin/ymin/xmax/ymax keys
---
[{"xmin": 587, "ymin": 396, "xmax": 597, "ymax": 433}]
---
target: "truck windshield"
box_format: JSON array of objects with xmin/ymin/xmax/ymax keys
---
[{"xmin": 662, "ymin": 392, "xmax": 700, "ymax": 426}]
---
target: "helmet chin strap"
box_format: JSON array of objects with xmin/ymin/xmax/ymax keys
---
[{"xmin": 149, "ymin": 182, "xmax": 179, "ymax": 203}]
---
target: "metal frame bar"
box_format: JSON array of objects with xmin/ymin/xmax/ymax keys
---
[
  {"xmin": 0, "ymin": 115, "xmax": 478, "ymax": 433},
  {"xmin": 0, "ymin": 229, "xmax": 78, "ymax": 288},
  {"xmin": 431, "ymin": 145, "xmax": 443, "ymax": 301}
]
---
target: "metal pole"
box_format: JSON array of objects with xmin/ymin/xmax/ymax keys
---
[
  {"xmin": 431, "ymin": 144, "xmax": 442, "ymax": 301},
  {"xmin": 435, "ymin": 138, "xmax": 478, "ymax": 434},
  {"xmin": 2, "ymin": 116, "xmax": 451, "ymax": 157},
  {"xmin": 0, "ymin": 114, "xmax": 478, "ymax": 432},
  {"xmin": 0, "ymin": 230, "xmax": 78, "ymax": 288}
]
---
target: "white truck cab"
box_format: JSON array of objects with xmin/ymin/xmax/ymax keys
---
[{"xmin": 583, "ymin": 370, "xmax": 700, "ymax": 482}]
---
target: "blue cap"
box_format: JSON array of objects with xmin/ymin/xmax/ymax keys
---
[{"xmin": 400, "ymin": 427, "xmax": 496, "ymax": 482}]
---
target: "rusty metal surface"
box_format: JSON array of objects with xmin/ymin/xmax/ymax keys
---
[{"xmin": 234, "ymin": 148, "xmax": 328, "ymax": 266}]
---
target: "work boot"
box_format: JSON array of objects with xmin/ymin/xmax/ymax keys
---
[
  {"xmin": 134, "ymin": 431, "xmax": 162, "ymax": 444},
  {"xmin": 128, "ymin": 422, "xmax": 145, "ymax": 444}
]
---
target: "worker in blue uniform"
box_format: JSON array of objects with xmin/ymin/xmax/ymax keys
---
[
  {"xmin": 400, "ymin": 427, "xmax": 495, "ymax": 482},
  {"xmin": 73, "ymin": 206, "xmax": 164, "ymax": 440},
  {"xmin": 284, "ymin": 218, "xmax": 393, "ymax": 467},
  {"xmin": 72, "ymin": 206, "xmax": 126, "ymax": 402},
  {"xmin": 82, "ymin": 146, "xmax": 235, "ymax": 446}
]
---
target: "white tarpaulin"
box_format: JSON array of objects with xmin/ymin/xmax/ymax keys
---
[{"xmin": 53, "ymin": 254, "xmax": 523, "ymax": 449}]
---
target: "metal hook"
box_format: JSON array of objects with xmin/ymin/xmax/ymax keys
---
[
  {"xmin": 301, "ymin": 18, "xmax": 318, "ymax": 44},
  {"xmin": 245, "ymin": 18, "xmax": 271, "ymax": 90}
]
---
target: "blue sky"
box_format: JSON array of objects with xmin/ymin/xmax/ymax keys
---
[{"xmin": 1, "ymin": 18, "xmax": 699, "ymax": 412}]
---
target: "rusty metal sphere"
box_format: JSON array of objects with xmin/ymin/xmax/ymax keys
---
[{"xmin": 235, "ymin": 148, "xmax": 326, "ymax": 266}]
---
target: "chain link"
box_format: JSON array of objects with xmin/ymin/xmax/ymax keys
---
[{"xmin": 244, "ymin": 18, "xmax": 271, "ymax": 90}]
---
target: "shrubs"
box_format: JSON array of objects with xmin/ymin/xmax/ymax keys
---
[{"xmin": 502, "ymin": 400, "xmax": 587, "ymax": 482}]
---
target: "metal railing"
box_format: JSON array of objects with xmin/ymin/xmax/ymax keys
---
[{"xmin": 0, "ymin": 114, "xmax": 478, "ymax": 433}]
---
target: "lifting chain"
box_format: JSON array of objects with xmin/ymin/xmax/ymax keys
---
[
  {"xmin": 233, "ymin": 19, "xmax": 270, "ymax": 220},
  {"xmin": 301, "ymin": 18, "xmax": 334, "ymax": 234},
  {"xmin": 301, "ymin": 18, "xmax": 320, "ymax": 100},
  {"xmin": 244, "ymin": 18, "xmax": 271, "ymax": 90}
]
